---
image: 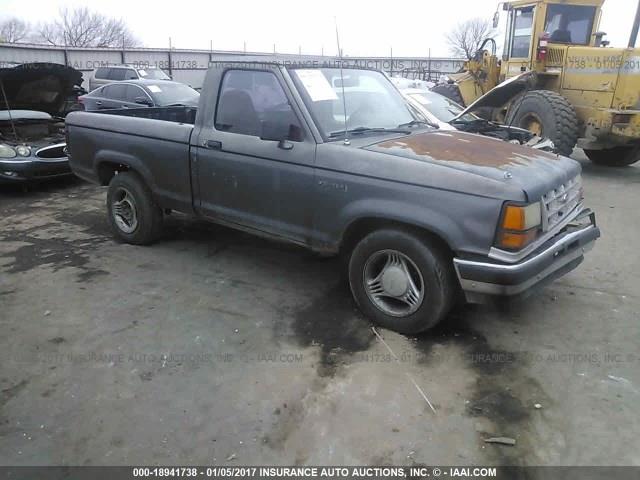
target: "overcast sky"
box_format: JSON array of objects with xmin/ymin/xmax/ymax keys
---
[{"xmin": 1, "ymin": 0, "xmax": 637, "ymax": 56}]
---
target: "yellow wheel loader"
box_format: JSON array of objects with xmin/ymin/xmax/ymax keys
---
[{"xmin": 433, "ymin": 0, "xmax": 640, "ymax": 166}]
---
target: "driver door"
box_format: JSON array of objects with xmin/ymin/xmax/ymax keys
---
[
  {"xmin": 502, "ymin": 4, "xmax": 537, "ymax": 79},
  {"xmin": 194, "ymin": 67, "xmax": 316, "ymax": 244}
]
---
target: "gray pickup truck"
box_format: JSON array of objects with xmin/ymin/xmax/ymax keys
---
[{"xmin": 66, "ymin": 59, "xmax": 600, "ymax": 334}]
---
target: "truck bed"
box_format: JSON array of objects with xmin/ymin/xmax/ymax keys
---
[{"xmin": 66, "ymin": 107, "xmax": 196, "ymax": 214}]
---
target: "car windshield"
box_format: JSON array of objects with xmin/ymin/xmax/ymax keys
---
[
  {"xmin": 147, "ymin": 83, "xmax": 200, "ymax": 106},
  {"xmin": 291, "ymin": 68, "xmax": 416, "ymax": 138},
  {"xmin": 137, "ymin": 68, "xmax": 170, "ymax": 80},
  {"xmin": 408, "ymin": 91, "xmax": 476, "ymax": 123}
]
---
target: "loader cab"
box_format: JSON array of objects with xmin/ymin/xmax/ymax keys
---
[{"xmin": 500, "ymin": 0, "xmax": 603, "ymax": 78}]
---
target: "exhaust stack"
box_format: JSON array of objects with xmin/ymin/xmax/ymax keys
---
[{"xmin": 630, "ymin": 0, "xmax": 640, "ymax": 47}]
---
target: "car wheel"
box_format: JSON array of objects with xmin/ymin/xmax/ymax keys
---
[
  {"xmin": 505, "ymin": 90, "xmax": 579, "ymax": 157},
  {"xmin": 584, "ymin": 146, "xmax": 640, "ymax": 167},
  {"xmin": 348, "ymin": 229, "xmax": 455, "ymax": 334},
  {"xmin": 107, "ymin": 171, "xmax": 163, "ymax": 245}
]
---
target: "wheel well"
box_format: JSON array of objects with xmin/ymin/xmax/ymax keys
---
[
  {"xmin": 340, "ymin": 218, "xmax": 454, "ymax": 259},
  {"xmin": 97, "ymin": 161, "xmax": 130, "ymax": 186}
]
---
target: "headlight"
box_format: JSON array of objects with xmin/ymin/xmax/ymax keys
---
[
  {"xmin": 15, "ymin": 145, "xmax": 31, "ymax": 157},
  {"xmin": 0, "ymin": 144, "xmax": 17, "ymax": 158},
  {"xmin": 495, "ymin": 202, "xmax": 542, "ymax": 250}
]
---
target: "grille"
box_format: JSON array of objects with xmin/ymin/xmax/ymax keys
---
[
  {"xmin": 546, "ymin": 47, "xmax": 565, "ymax": 66},
  {"xmin": 36, "ymin": 143, "xmax": 66, "ymax": 159},
  {"xmin": 542, "ymin": 175, "xmax": 583, "ymax": 231}
]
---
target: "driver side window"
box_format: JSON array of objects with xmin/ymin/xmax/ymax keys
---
[{"xmin": 214, "ymin": 70, "xmax": 303, "ymax": 141}]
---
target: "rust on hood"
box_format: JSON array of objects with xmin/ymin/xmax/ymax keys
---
[{"xmin": 374, "ymin": 130, "xmax": 559, "ymax": 168}]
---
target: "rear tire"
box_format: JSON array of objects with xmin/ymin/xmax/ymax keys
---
[
  {"xmin": 348, "ymin": 229, "xmax": 455, "ymax": 334},
  {"xmin": 584, "ymin": 146, "xmax": 640, "ymax": 167},
  {"xmin": 107, "ymin": 171, "xmax": 163, "ymax": 245},
  {"xmin": 431, "ymin": 83, "xmax": 465, "ymax": 106},
  {"xmin": 505, "ymin": 90, "xmax": 579, "ymax": 157}
]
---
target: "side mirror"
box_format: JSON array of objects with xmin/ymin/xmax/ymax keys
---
[
  {"xmin": 493, "ymin": 11, "xmax": 500, "ymax": 29},
  {"xmin": 135, "ymin": 97, "xmax": 153, "ymax": 106},
  {"xmin": 260, "ymin": 120, "xmax": 290, "ymax": 142}
]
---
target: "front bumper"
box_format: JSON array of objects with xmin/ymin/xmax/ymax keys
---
[
  {"xmin": 0, "ymin": 157, "xmax": 71, "ymax": 184},
  {"xmin": 453, "ymin": 209, "xmax": 600, "ymax": 303}
]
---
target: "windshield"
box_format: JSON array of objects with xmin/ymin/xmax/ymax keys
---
[
  {"xmin": 545, "ymin": 4, "xmax": 596, "ymax": 45},
  {"xmin": 147, "ymin": 83, "xmax": 200, "ymax": 106},
  {"xmin": 407, "ymin": 91, "xmax": 475, "ymax": 123},
  {"xmin": 291, "ymin": 68, "xmax": 415, "ymax": 138},
  {"xmin": 137, "ymin": 68, "xmax": 170, "ymax": 80}
]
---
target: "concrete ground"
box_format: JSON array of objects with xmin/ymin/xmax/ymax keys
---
[{"xmin": 1, "ymin": 151, "xmax": 639, "ymax": 466}]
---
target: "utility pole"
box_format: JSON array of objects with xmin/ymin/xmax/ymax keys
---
[{"xmin": 630, "ymin": 0, "xmax": 640, "ymax": 47}]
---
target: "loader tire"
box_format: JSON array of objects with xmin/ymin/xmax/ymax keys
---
[
  {"xmin": 431, "ymin": 83, "xmax": 465, "ymax": 106},
  {"xmin": 584, "ymin": 146, "xmax": 640, "ymax": 167},
  {"xmin": 505, "ymin": 90, "xmax": 579, "ymax": 157}
]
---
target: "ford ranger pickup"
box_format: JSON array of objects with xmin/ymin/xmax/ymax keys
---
[{"xmin": 66, "ymin": 59, "xmax": 600, "ymax": 334}]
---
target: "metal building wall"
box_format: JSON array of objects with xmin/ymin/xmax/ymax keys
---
[{"xmin": 0, "ymin": 43, "xmax": 464, "ymax": 90}]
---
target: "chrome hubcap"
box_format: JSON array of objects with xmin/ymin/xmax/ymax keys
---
[
  {"xmin": 363, "ymin": 250, "xmax": 425, "ymax": 317},
  {"xmin": 112, "ymin": 188, "xmax": 138, "ymax": 234}
]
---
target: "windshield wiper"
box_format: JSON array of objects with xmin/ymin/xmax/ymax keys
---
[
  {"xmin": 328, "ymin": 126, "xmax": 410, "ymax": 138},
  {"xmin": 397, "ymin": 119, "xmax": 439, "ymax": 129}
]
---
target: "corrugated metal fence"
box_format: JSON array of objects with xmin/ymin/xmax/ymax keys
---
[{"xmin": 0, "ymin": 42, "xmax": 465, "ymax": 89}]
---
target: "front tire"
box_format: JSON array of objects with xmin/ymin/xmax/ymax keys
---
[
  {"xmin": 348, "ymin": 229, "xmax": 455, "ymax": 334},
  {"xmin": 107, "ymin": 171, "xmax": 163, "ymax": 245},
  {"xmin": 506, "ymin": 90, "xmax": 579, "ymax": 157},
  {"xmin": 584, "ymin": 146, "xmax": 640, "ymax": 167}
]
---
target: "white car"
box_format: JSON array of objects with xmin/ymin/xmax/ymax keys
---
[{"xmin": 396, "ymin": 85, "xmax": 555, "ymax": 151}]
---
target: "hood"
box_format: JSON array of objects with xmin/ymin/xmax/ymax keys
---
[
  {"xmin": 365, "ymin": 130, "xmax": 580, "ymax": 200},
  {"xmin": 453, "ymin": 72, "xmax": 536, "ymax": 120},
  {"xmin": 0, "ymin": 63, "xmax": 83, "ymax": 116}
]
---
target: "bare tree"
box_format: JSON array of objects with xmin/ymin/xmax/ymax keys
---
[
  {"xmin": 446, "ymin": 17, "xmax": 495, "ymax": 60},
  {"xmin": 37, "ymin": 7, "xmax": 138, "ymax": 48},
  {"xmin": 0, "ymin": 18, "xmax": 30, "ymax": 43}
]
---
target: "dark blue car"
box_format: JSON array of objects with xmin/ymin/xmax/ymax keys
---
[{"xmin": 79, "ymin": 80, "xmax": 199, "ymax": 111}]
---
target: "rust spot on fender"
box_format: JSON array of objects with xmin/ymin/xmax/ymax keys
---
[{"xmin": 375, "ymin": 131, "xmax": 559, "ymax": 168}]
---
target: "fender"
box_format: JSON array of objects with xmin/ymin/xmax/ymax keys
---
[
  {"xmin": 336, "ymin": 198, "xmax": 464, "ymax": 251},
  {"xmin": 94, "ymin": 149, "xmax": 157, "ymax": 193}
]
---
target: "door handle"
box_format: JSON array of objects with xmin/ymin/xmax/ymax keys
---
[
  {"xmin": 96, "ymin": 101, "xmax": 102, "ymax": 106},
  {"xmin": 203, "ymin": 140, "xmax": 222, "ymax": 150}
]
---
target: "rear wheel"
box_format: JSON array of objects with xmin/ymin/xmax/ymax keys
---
[
  {"xmin": 506, "ymin": 90, "xmax": 579, "ymax": 156},
  {"xmin": 431, "ymin": 83, "xmax": 465, "ymax": 106},
  {"xmin": 584, "ymin": 146, "xmax": 640, "ymax": 167},
  {"xmin": 107, "ymin": 171, "xmax": 163, "ymax": 245},
  {"xmin": 348, "ymin": 229, "xmax": 455, "ymax": 334}
]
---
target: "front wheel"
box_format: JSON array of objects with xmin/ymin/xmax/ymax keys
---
[
  {"xmin": 506, "ymin": 90, "xmax": 579, "ymax": 156},
  {"xmin": 348, "ymin": 229, "xmax": 455, "ymax": 334},
  {"xmin": 584, "ymin": 146, "xmax": 640, "ymax": 167}
]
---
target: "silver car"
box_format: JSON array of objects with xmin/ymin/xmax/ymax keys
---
[{"xmin": 89, "ymin": 65, "xmax": 170, "ymax": 91}]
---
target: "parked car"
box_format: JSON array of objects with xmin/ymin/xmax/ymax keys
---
[
  {"xmin": 79, "ymin": 80, "xmax": 200, "ymax": 111},
  {"xmin": 399, "ymin": 79, "xmax": 555, "ymax": 151},
  {"xmin": 0, "ymin": 62, "xmax": 82, "ymax": 184},
  {"xmin": 89, "ymin": 65, "xmax": 170, "ymax": 91},
  {"xmin": 67, "ymin": 60, "xmax": 599, "ymax": 334}
]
